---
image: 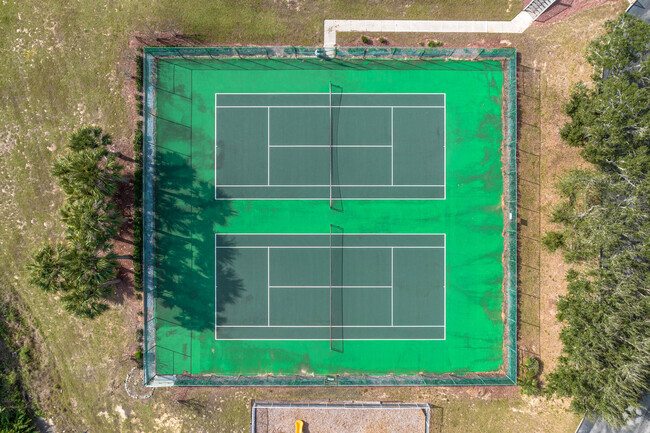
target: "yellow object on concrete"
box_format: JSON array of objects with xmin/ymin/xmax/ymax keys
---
[{"xmin": 295, "ymin": 420, "xmax": 303, "ymax": 433}]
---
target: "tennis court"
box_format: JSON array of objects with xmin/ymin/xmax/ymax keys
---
[
  {"xmin": 143, "ymin": 47, "xmax": 518, "ymax": 386},
  {"xmin": 215, "ymin": 93, "xmax": 445, "ymax": 200},
  {"xmin": 216, "ymin": 232, "xmax": 445, "ymax": 341}
]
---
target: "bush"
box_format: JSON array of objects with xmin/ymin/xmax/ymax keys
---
[
  {"xmin": 378, "ymin": 37, "xmax": 387, "ymax": 44},
  {"xmin": 135, "ymin": 55, "xmax": 143, "ymax": 91},
  {"xmin": 522, "ymin": 356, "xmax": 540, "ymax": 376},
  {"xmin": 519, "ymin": 356, "xmax": 541, "ymax": 396},
  {"xmin": 418, "ymin": 41, "xmax": 424, "ymax": 46},
  {"xmin": 0, "ymin": 407, "xmax": 35, "ymax": 433},
  {"xmin": 518, "ymin": 375, "xmax": 539, "ymax": 396},
  {"xmin": 360, "ymin": 35, "xmax": 369, "ymax": 44},
  {"xmin": 427, "ymin": 40, "xmax": 443, "ymax": 47},
  {"xmin": 134, "ymin": 349, "xmax": 143, "ymax": 367},
  {"xmin": 542, "ymin": 231, "xmax": 565, "ymax": 252}
]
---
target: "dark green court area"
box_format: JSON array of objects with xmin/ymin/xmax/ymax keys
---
[
  {"xmin": 215, "ymin": 233, "xmax": 445, "ymax": 340},
  {"xmin": 215, "ymin": 93, "xmax": 445, "ymax": 199}
]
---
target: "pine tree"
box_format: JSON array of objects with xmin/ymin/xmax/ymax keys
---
[{"xmin": 545, "ymin": 13, "xmax": 650, "ymax": 427}]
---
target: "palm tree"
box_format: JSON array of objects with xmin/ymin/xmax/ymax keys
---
[
  {"xmin": 61, "ymin": 284, "xmax": 109, "ymax": 318},
  {"xmin": 26, "ymin": 244, "xmax": 65, "ymax": 292},
  {"xmin": 68, "ymin": 126, "xmax": 111, "ymax": 152},
  {"xmin": 51, "ymin": 148, "xmax": 128, "ymax": 200},
  {"xmin": 60, "ymin": 198, "xmax": 128, "ymax": 250},
  {"xmin": 60, "ymin": 248, "xmax": 119, "ymax": 290},
  {"xmin": 68, "ymin": 125, "xmax": 131, "ymax": 161}
]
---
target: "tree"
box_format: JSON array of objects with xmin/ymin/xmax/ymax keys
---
[
  {"xmin": 68, "ymin": 125, "xmax": 130, "ymax": 161},
  {"xmin": 60, "ymin": 284, "xmax": 110, "ymax": 318},
  {"xmin": 59, "ymin": 247, "xmax": 120, "ymax": 291},
  {"xmin": 27, "ymin": 244, "xmax": 121, "ymax": 318},
  {"xmin": 51, "ymin": 148, "xmax": 126, "ymax": 200},
  {"xmin": 68, "ymin": 125, "xmax": 111, "ymax": 152},
  {"xmin": 585, "ymin": 14, "xmax": 650, "ymax": 78},
  {"xmin": 560, "ymin": 76, "xmax": 650, "ymax": 174},
  {"xmin": 545, "ymin": 13, "xmax": 650, "ymax": 428},
  {"xmin": 60, "ymin": 198, "xmax": 127, "ymax": 250},
  {"xmin": 27, "ymin": 123, "xmax": 131, "ymax": 319},
  {"xmin": 25, "ymin": 244, "xmax": 65, "ymax": 293}
]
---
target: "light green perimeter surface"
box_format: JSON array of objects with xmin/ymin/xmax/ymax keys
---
[{"xmin": 153, "ymin": 58, "xmax": 505, "ymax": 376}]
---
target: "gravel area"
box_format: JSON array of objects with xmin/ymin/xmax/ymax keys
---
[{"xmin": 253, "ymin": 402, "xmax": 428, "ymax": 433}]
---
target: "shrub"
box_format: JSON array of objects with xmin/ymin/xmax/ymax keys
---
[
  {"xmin": 360, "ymin": 35, "xmax": 369, "ymax": 44},
  {"xmin": 134, "ymin": 349, "xmax": 143, "ymax": 367},
  {"xmin": 418, "ymin": 41, "xmax": 424, "ymax": 46},
  {"xmin": 427, "ymin": 40, "xmax": 443, "ymax": 47},
  {"xmin": 378, "ymin": 37, "xmax": 387, "ymax": 44},
  {"xmin": 519, "ymin": 356, "xmax": 541, "ymax": 396},
  {"xmin": 519, "ymin": 375, "xmax": 540, "ymax": 396},
  {"xmin": 541, "ymin": 231, "xmax": 565, "ymax": 252},
  {"xmin": 135, "ymin": 55, "xmax": 143, "ymax": 91},
  {"xmin": 0, "ymin": 407, "xmax": 35, "ymax": 433},
  {"xmin": 522, "ymin": 356, "xmax": 540, "ymax": 376}
]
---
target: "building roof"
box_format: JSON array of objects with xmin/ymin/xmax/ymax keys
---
[
  {"xmin": 627, "ymin": 0, "xmax": 650, "ymax": 23},
  {"xmin": 576, "ymin": 395, "xmax": 650, "ymax": 433}
]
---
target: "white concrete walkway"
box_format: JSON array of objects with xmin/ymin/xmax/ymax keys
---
[{"xmin": 323, "ymin": 11, "xmax": 535, "ymax": 47}]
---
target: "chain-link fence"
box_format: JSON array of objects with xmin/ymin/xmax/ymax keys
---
[{"xmin": 142, "ymin": 46, "xmax": 517, "ymax": 387}]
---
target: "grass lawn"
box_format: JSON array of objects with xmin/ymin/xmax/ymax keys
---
[{"xmin": 0, "ymin": 0, "xmax": 626, "ymax": 431}]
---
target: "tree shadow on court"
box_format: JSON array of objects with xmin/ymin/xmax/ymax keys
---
[
  {"xmin": 152, "ymin": 139, "xmax": 245, "ymax": 335},
  {"xmin": 331, "ymin": 224, "xmax": 344, "ymax": 353}
]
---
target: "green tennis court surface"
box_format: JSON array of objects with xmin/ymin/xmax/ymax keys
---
[
  {"xmin": 216, "ymin": 233, "xmax": 445, "ymax": 340},
  {"xmin": 143, "ymin": 47, "xmax": 517, "ymax": 386},
  {"xmin": 216, "ymin": 93, "xmax": 445, "ymax": 199}
]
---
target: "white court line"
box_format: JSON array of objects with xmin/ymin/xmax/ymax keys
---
[
  {"xmin": 219, "ymin": 325, "xmax": 443, "ymax": 328},
  {"xmin": 267, "ymin": 247, "xmax": 270, "ymax": 326},
  {"xmin": 391, "ymin": 106, "xmax": 394, "ymax": 185},
  {"xmin": 269, "ymin": 285, "xmax": 392, "ymax": 289},
  {"xmin": 391, "ymin": 247, "xmax": 394, "ymax": 326},
  {"xmin": 217, "ymin": 232, "xmax": 445, "ymax": 235},
  {"xmin": 267, "ymin": 107, "xmax": 270, "ymax": 185},
  {"xmin": 215, "ymin": 92, "xmax": 445, "ymax": 95},
  {"xmin": 214, "ymin": 231, "xmax": 217, "ymax": 339},
  {"xmin": 214, "ymin": 92, "xmax": 446, "ymax": 201},
  {"xmin": 217, "ymin": 339, "xmax": 444, "ymax": 341},
  {"xmin": 218, "ymin": 184, "xmax": 444, "ymax": 187},
  {"xmin": 214, "ymin": 93, "xmax": 217, "ymax": 200},
  {"xmin": 268, "ymin": 145, "xmax": 392, "ymax": 148},
  {"xmin": 216, "ymin": 246, "xmax": 443, "ymax": 249},
  {"xmin": 217, "ymin": 105, "xmax": 443, "ymax": 109},
  {"xmin": 444, "ymin": 93, "xmax": 447, "ymax": 200},
  {"xmin": 215, "ymin": 197, "xmax": 446, "ymax": 200},
  {"xmin": 215, "ymin": 233, "xmax": 446, "ymax": 341}
]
